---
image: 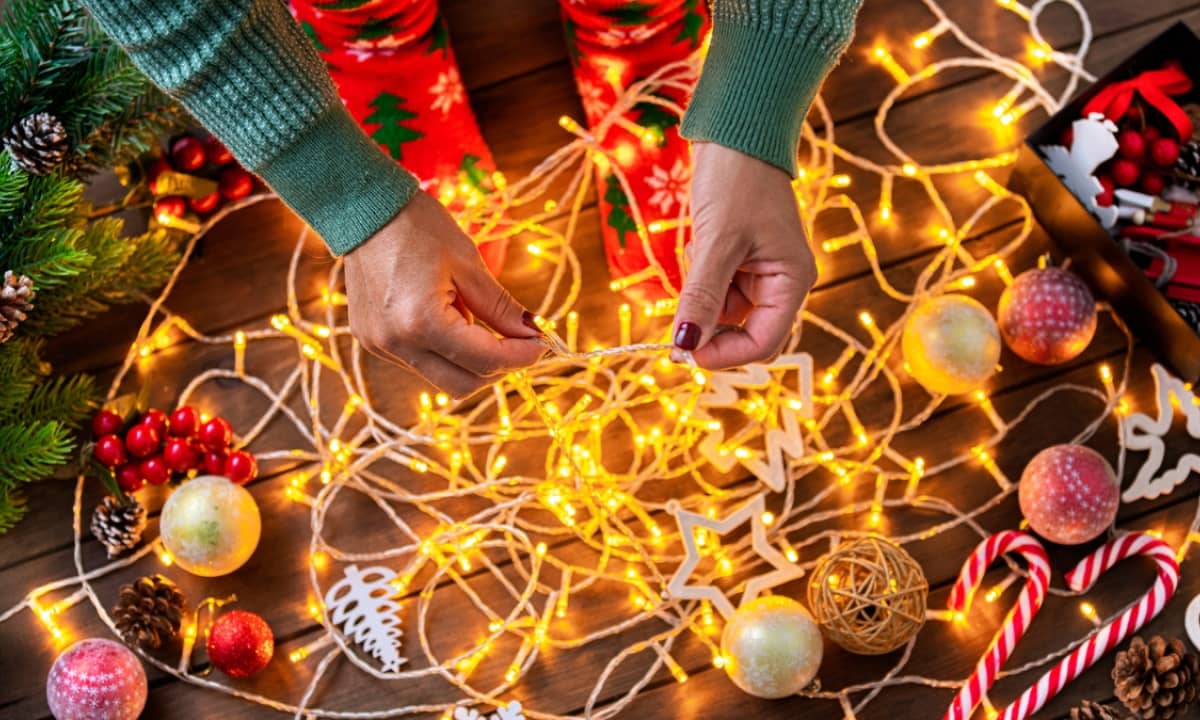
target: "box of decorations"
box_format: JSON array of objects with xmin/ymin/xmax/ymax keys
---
[{"xmin": 1009, "ymin": 22, "xmax": 1200, "ymax": 382}]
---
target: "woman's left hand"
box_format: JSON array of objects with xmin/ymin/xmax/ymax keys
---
[{"xmin": 671, "ymin": 141, "xmax": 817, "ymax": 368}]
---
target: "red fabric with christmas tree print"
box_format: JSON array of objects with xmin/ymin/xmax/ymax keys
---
[
  {"xmin": 561, "ymin": 0, "xmax": 709, "ymax": 304},
  {"xmin": 289, "ymin": 0, "xmax": 505, "ymax": 272}
]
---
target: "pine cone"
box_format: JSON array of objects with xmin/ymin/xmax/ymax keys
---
[
  {"xmin": 1176, "ymin": 141, "xmax": 1200, "ymax": 189},
  {"xmin": 1070, "ymin": 699, "xmax": 1126, "ymax": 720},
  {"xmin": 90, "ymin": 495, "xmax": 146, "ymax": 558},
  {"xmin": 1113, "ymin": 636, "xmax": 1200, "ymax": 719},
  {"xmin": 0, "ymin": 271, "xmax": 34, "ymax": 344},
  {"xmin": 3, "ymin": 113, "xmax": 67, "ymax": 175},
  {"xmin": 113, "ymin": 574, "xmax": 186, "ymax": 650}
]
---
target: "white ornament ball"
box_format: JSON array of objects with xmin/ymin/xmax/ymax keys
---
[
  {"xmin": 721, "ymin": 596, "xmax": 823, "ymax": 698},
  {"xmin": 902, "ymin": 294, "xmax": 1001, "ymax": 395},
  {"xmin": 47, "ymin": 638, "xmax": 147, "ymax": 720},
  {"xmin": 160, "ymin": 474, "xmax": 261, "ymax": 576},
  {"xmin": 1019, "ymin": 444, "xmax": 1120, "ymax": 545}
]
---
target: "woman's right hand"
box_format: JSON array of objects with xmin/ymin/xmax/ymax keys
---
[{"xmin": 343, "ymin": 192, "xmax": 546, "ymax": 398}]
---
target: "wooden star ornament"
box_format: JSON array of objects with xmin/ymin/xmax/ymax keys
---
[{"xmin": 666, "ymin": 493, "xmax": 804, "ymax": 619}]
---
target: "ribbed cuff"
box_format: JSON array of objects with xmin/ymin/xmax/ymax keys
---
[
  {"xmin": 681, "ymin": 21, "xmax": 846, "ymax": 177},
  {"xmin": 255, "ymin": 103, "xmax": 420, "ymax": 256}
]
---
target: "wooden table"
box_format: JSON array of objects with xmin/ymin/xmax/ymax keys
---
[{"xmin": 3, "ymin": 1, "xmax": 1200, "ymax": 718}]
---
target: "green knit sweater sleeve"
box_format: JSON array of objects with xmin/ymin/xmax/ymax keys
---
[
  {"xmin": 681, "ymin": 0, "xmax": 864, "ymax": 176},
  {"xmin": 78, "ymin": 0, "xmax": 418, "ymax": 256}
]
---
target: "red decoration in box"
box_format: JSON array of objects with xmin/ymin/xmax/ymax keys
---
[
  {"xmin": 1082, "ymin": 65, "xmax": 1194, "ymax": 142},
  {"xmin": 207, "ymin": 610, "xmax": 274, "ymax": 679}
]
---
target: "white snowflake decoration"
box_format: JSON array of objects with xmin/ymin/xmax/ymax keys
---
[
  {"xmin": 1039, "ymin": 112, "xmax": 1119, "ymax": 229},
  {"xmin": 596, "ymin": 24, "xmax": 658, "ymax": 48},
  {"xmin": 454, "ymin": 701, "xmax": 525, "ymax": 720},
  {"xmin": 323, "ymin": 565, "xmax": 406, "ymax": 671},
  {"xmin": 645, "ymin": 158, "xmax": 690, "ymax": 215},
  {"xmin": 430, "ymin": 68, "xmax": 465, "ymax": 116},
  {"xmin": 1122, "ymin": 363, "xmax": 1200, "ymax": 502},
  {"xmin": 577, "ymin": 78, "xmax": 609, "ymax": 121}
]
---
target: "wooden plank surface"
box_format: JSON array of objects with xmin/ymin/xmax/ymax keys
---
[{"xmin": 4, "ymin": 1, "xmax": 1200, "ymax": 719}]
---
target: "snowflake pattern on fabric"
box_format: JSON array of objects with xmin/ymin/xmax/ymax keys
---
[
  {"xmin": 645, "ymin": 158, "xmax": 690, "ymax": 215},
  {"xmin": 429, "ymin": 68, "xmax": 465, "ymax": 116}
]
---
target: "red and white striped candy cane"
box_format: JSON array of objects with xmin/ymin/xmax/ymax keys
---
[
  {"xmin": 1000, "ymin": 532, "xmax": 1180, "ymax": 720},
  {"xmin": 943, "ymin": 531, "xmax": 1051, "ymax": 720}
]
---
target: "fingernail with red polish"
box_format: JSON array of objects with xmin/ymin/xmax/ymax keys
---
[
  {"xmin": 521, "ymin": 311, "xmax": 542, "ymax": 334},
  {"xmin": 674, "ymin": 322, "xmax": 700, "ymax": 350}
]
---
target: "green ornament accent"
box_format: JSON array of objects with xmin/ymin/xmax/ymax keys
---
[
  {"xmin": 313, "ymin": 0, "xmax": 373, "ymax": 10},
  {"xmin": 364, "ymin": 93, "xmax": 425, "ymax": 161},
  {"xmin": 601, "ymin": 1, "xmax": 656, "ymax": 26},
  {"xmin": 604, "ymin": 175, "xmax": 637, "ymax": 248},
  {"xmin": 354, "ymin": 13, "xmax": 403, "ymax": 41},
  {"xmin": 426, "ymin": 14, "xmax": 449, "ymax": 56},
  {"xmin": 299, "ymin": 21, "xmax": 328, "ymax": 53},
  {"xmin": 676, "ymin": 0, "xmax": 705, "ymax": 48},
  {"xmin": 459, "ymin": 155, "xmax": 493, "ymax": 196},
  {"xmin": 633, "ymin": 92, "xmax": 679, "ymax": 148}
]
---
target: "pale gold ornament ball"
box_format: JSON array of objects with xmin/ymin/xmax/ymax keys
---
[
  {"xmin": 720, "ymin": 596, "xmax": 823, "ymax": 698},
  {"xmin": 159, "ymin": 474, "xmax": 261, "ymax": 577},
  {"xmin": 901, "ymin": 293, "xmax": 1001, "ymax": 395}
]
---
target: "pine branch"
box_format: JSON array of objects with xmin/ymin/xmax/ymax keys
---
[
  {"xmin": 0, "ymin": 420, "xmax": 74, "ymax": 489},
  {"xmin": 0, "ymin": 487, "xmax": 29, "ymax": 534},
  {"xmin": 20, "ymin": 373, "xmax": 95, "ymax": 427},
  {"xmin": 0, "ymin": 338, "xmax": 47, "ymax": 417}
]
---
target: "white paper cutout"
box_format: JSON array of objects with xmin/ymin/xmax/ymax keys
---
[
  {"xmin": 695, "ymin": 353, "xmax": 814, "ymax": 492},
  {"xmin": 454, "ymin": 701, "xmax": 525, "ymax": 720},
  {"xmin": 1122, "ymin": 364, "xmax": 1200, "ymax": 502},
  {"xmin": 324, "ymin": 564, "xmax": 406, "ymax": 671},
  {"xmin": 1039, "ymin": 112, "xmax": 1120, "ymax": 228},
  {"xmin": 666, "ymin": 493, "xmax": 804, "ymax": 619}
]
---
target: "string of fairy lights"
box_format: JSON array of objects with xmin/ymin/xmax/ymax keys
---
[{"xmin": 3, "ymin": 0, "xmax": 1198, "ymax": 718}]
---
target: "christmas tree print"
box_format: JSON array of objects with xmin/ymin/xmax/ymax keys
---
[
  {"xmin": 460, "ymin": 155, "xmax": 493, "ymax": 195},
  {"xmin": 355, "ymin": 13, "xmax": 406, "ymax": 41},
  {"xmin": 601, "ymin": 1, "xmax": 656, "ymax": 26},
  {"xmin": 634, "ymin": 92, "xmax": 679, "ymax": 148},
  {"xmin": 365, "ymin": 93, "xmax": 425, "ymax": 161},
  {"xmin": 604, "ymin": 174, "xmax": 638, "ymax": 248},
  {"xmin": 313, "ymin": 0, "xmax": 372, "ymax": 10},
  {"xmin": 427, "ymin": 14, "xmax": 449, "ymax": 57},
  {"xmin": 299, "ymin": 20, "xmax": 328, "ymax": 53},
  {"xmin": 676, "ymin": 0, "xmax": 705, "ymax": 48},
  {"xmin": 562, "ymin": 18, "xmax": 582, "ymax": 65}
]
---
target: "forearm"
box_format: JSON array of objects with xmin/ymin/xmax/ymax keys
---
[
  {"xmin": 681, "ymin": 0, "xmax": 864, "ymax": 176},
  {"xmin": 79, "ymin": 0, "xmax": 418, "ymax": 255}
]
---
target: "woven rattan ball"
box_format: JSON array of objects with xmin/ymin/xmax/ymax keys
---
[{"xmin": 806, "ymin": 536, "xmax": 928, "ymax": 655}]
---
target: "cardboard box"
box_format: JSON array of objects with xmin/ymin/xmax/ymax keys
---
[{"xmin": 1008, "ymin": 22, "xmax": 1200, "ymax": 382}]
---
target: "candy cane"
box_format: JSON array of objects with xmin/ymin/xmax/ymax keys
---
[
  {"xmin": 943, "ymin": 531, "xmax": 1051, "ymax": 720},
  {"xmin": 1000, "ymin": 532, "xmax": 1180, "ymax": 720}
]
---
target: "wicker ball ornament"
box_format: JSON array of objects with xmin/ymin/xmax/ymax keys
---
[{"xmin": 806, "ymin": 537, "xmax": 929, "ymax": 655}]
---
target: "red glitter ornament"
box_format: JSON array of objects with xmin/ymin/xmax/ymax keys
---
[
  {"xmin": 207, "ymin": 610, "xmax": 274, "ymax": 678},
  {"xmin": 1018, "ymin": 444, "xmax": 1119, "ymax": 545},
  {"xmin": 997, "ymin": 267, "xmax": 1097, "ymax": 365},
  {"xmin": 46, "ymin": 638, "xmax": 147, "ymax": 720}
]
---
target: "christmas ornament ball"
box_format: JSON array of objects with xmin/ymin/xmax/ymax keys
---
[
  {"xmin": 901, "ymin": 294, "xmax": 1001, "ymax": 395},
  {"xmin": 160, "ymin": 474, "xmax": 260, "ymax": 576},
  {"xmin": 1019, "ymin": 444, "xmax": 1120, "ymax": 545},
  {"xmin": 46, "ymin": 638, "xmax": 147, "ymax": 720},
  {"xmin": 720, "ymin": 596, "xmax": 823, "ymax": 698},
  {"xmin": 207, "ymin": 610, "xmax": 274, "ymax": 678},
  {"xmin": 997, "ymin": 267, "xmax": 1096, "ymax": 365}
]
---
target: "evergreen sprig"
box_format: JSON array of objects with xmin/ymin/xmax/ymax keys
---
[{"xmin": 0, "ymin": 0, "xmax": 184, "ymax": 532}]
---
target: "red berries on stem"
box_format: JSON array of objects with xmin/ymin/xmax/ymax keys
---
[
  {"xmin": 90, "ymin": 405, "xmax": 256, "ymax": 487},
  {"xmin": 170, "ymin": 136, "xmax": 206, "ymax": 172}
]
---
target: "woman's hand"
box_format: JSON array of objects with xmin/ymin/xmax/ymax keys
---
[
  {"xmin": 671, "ymin": 142, "xmax": 817, "ymax": 368},
  {"xmin": 343, "ymin": 192, "xmax": 546, "ymax": 398}
]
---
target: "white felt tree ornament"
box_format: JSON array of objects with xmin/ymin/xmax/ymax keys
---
[
  {"xmin": 1122, "ymin": 364, "xmax": 1200, "ymax": 502},
  {"xmin": 323, "ymin": 565, "xmax": 406, "ymax": 671},
  {"xmin": 454, "ymin": 701, "xmax": 525, "ymax": 720},
  {"xmin": 1039, "ymin": 113, "xmax": 1119, "ymax": 228}
]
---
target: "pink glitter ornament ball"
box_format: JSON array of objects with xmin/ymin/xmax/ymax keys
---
[
  {"xmin": 997, "ymin": 267, "xmax": 1096, "ymax": 365},
  {"xmin": 46, "ymin": 638, "xmax": 147, "ymax": 720},
  {"xmin": 1018, "ymin": 444, "xmax": 1120, "ymax": 545},
  {"xmin": 207, "ymin": 609, "xmax": 274, "ymax": 678}
]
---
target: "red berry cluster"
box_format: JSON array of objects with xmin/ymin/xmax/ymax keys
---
[
  {"xmin": 91, "ymin": 407, "xmax": 258, "ymax": 492},
  {"xmin": 1075, "ymin": 110, "xmax": 1182, "ymax": 207},
  {"xmin": 150, "ymin": 133, "xmax": 254, "ymax": 224}
]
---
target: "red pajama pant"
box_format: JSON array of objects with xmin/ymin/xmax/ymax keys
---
[{"xmin": 290, "ymin": 0, "xmax": 709, "ymax": 299}]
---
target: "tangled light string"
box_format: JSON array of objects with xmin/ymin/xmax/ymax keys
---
[{"xmin": 7, "ymin": 1, "xmax": 1200, "ymax": 718}]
